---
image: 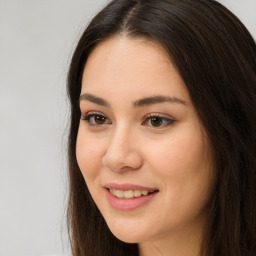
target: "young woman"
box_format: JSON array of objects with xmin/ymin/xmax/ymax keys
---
[{"xmin": 66, "ymin": 0, "xmax": 256, "ymax": 255}]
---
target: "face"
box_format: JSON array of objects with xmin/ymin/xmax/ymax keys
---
[{"xmin": 76, "ymin": 36, "xmax": 215, "ymax": 247}]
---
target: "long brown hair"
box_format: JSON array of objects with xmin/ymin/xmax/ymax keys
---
[{"xmin": 66, "ymin": 0, "xmax": 256, "ymax": 255}]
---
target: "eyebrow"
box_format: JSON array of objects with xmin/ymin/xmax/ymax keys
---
[
  {"xmin": 79, "ymin": 93, "xmax": 187, "ymax": 107},
  {"xmin": 79, "ymin": 93, "xmax": 110, "ymax": 107},
  {"xmin": 133, "ymin": 95, "xmax": 187, "ymax": 107}
]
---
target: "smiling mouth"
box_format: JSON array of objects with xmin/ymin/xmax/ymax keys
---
[{"xmin": 108, "ymin": 188, "xmax": 157, "ymax": 199}]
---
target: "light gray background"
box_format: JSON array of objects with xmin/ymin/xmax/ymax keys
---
[{"xmin": 0, "ymin": 1, "xmax": 255, "ymax": 255}]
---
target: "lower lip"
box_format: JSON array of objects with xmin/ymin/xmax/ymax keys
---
[{"xmin": 105, "ymin": 189, "xmax": 158, "ymax": 211}]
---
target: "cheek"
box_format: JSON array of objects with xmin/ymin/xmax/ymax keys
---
[
  {"xmin": 145, "ymin": 131, "xmax": 215, "ymax": 225},
  {"xmin": 146, "ymin": 131, "xmax": 207, "ymax": 174},
  {"xmin": 76, "ymin": 127, "xmax": 104, "ymax": 179},
  {"xmin": 145, "ymin": 127, "xmax": 214, "ymax": 198}
]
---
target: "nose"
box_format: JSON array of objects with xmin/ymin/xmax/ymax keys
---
[{"xmin": 102, "ymin": 126, "xmax": 143, "ymax": 172}]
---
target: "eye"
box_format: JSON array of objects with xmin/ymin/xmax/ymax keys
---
[
  {"xmin": 81, "ymin": 113, "xmax": 111, "ymax": 126},
  {"xmin": 143, "ymin": 114, "xmax": 175, "ymax": 128}
]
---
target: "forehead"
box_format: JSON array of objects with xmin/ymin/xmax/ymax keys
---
[{"xmin": 81, "ymin": 36, "xmax": 190, "ymax": 102}]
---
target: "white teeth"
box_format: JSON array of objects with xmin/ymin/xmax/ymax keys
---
[
  {"xmin": 115, "ymin": 190, "xmax": 124, "ymax": 198},
  {"xmin": 109, "ymin": 189, "xmax": 152, "ymax": 199},
  {"xmin": 134, "ymin": 190, "xmax": 142, "ymax": 197},
  {"xmin": 124, "ymin": 190, "xmax": 133, "ymax": 199},
  {"xmin": 142, "ymin": 190, "xmax": 149, "ymax": 196}
]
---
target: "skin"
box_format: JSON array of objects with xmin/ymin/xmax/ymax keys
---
[{"xmin": 76, "ymin": 36, "xmax": 216, "ymax": 256}]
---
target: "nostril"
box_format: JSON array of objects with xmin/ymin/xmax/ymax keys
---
[{"xmin": 102, "ymin": 150, "xmax": 143, "ymax": 172}]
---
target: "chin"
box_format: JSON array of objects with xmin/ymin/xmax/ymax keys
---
[
  {"xmin": 106, "ymin": 220, "xmax": 147, "ymax": 244},
  {"xmin": 111, "ymin": 230, "xmax": 142, "ymax": 244}
]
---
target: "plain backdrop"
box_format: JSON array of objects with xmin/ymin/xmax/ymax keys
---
[{"xmin": 0, "ymin": 0, "xmax": 255, "ymax": 255}]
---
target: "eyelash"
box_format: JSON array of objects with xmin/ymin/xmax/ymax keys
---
[
  {"xmin": 142, "ymin": 113, "xmax": 175, "ymax": 128},
  {"xmin": 81, "ymin": 112, "xmax": 175, "ymax": 128},
  {"xmin": 81, "ymin": 112, "xmax": 111, "ymax": 126}
]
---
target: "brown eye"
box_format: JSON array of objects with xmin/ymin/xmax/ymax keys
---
[
  {"xmin": 143, "ymin": 115, "xmax": 175, "ymax": 128},
  {"xmin": 81, "ymin": 113, "xmax": 111, "ymax": 125},
  {"xmin": 94, "ymin": 115, "xmax": 107, "ymax": 124},
  {"xmin": 150, "ymin": 117, "xmax": 163, "ymax": 127}
]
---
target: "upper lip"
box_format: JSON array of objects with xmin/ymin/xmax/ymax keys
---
[{"xmin": 104, "ymin": 183, "xmax": 158, "ymax": 192}]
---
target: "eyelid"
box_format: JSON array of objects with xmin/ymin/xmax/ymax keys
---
[
  {"xmin": 142, "ymin": 113, "xmax": 175, "ymax": 127},
  {"xmin": 80, "ymin": 111, "xmax": 175, "ymax": 128},
  {"xmin": 81, "ymin": 111, "xmax": 111, "ymax": 125},
  {"xmin": 81, "ymin": 111, "xmax": 105, "ymax": 119},
  {"xmin": 144, "ymin": 112, "xmax": 174, "ymax": 119}
]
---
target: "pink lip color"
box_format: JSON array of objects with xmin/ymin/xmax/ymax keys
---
[
  {"xmin": 105, "ymin": 183, "xmax": 157, "ymax": 191},
  {"xmin": 104, "ymin": 183, "xmax": 158, "ymax": 211}
]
